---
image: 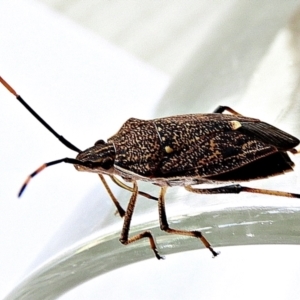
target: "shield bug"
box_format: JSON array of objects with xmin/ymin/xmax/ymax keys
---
[{"xmin": 1, "ymin": 76, "xmax": 300, "ymax": 260}]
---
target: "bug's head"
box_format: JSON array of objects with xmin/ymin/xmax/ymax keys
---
[{"xmin": 75, "ymin": 140, "xmax": 115, "ymax": 174}]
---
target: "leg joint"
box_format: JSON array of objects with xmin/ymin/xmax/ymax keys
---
[
  {"xmin": 160, "ymin": 224, "xmax": 169, "ymax": 231},
  {"xmin": 191, "ymin": 230, "xmax": 202, "ymax": 238},
  {"xmin": 119, "ymin": 237, "xmax": 128, "ymax": 245},
  {"xmin": 141, "ymin": 230, "xmax": 152, "ymax": 238}
]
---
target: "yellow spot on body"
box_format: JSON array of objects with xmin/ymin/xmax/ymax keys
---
[
  {"xmin": 165, "ymin": 146, "xmax": 174, "ymax": 153},
  {"xmin": 229, "ymin": 120, "xmax": 242, "ymax": 130}
]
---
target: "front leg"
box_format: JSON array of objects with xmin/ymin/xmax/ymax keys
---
[
  {"xmin": 98, "ymin": 174, "xmax": 126, "ymax": 217},
  {"xmin": 158, "ymin": 186, "xmax": 219, "ymax": 257}
]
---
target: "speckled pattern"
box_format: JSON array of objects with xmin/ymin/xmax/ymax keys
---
[
  {"xmin": 109, "ymin": 118, "xmax": 162, "ymax": 176},
  {"xmin": 104, "ymin": 113, "xmax": 299, "ymax": 184}
]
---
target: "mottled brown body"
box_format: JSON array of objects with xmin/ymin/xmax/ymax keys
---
[{"xmin": 76, "ymin": 113, "xmax": 298, "ymax": 187}]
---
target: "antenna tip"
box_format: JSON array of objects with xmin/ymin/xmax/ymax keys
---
[
  {"xmin": 17, "ymin": 163, "xmax": 51, "ymax": 197},
  {"xmin": 18, "ymin": 176, "xmax": 31, "ymax": 197},
  {"xmin": 18, "ymin": 184, "xmax": 27, "ymax": 197},
  {"xmin": 0, "ymin": 76, "xmax": 18, "ymax": 96}
]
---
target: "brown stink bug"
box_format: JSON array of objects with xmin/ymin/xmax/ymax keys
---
[{"xmin": 1, "ymin": 76, "xmax": 300, "ymax": 259}]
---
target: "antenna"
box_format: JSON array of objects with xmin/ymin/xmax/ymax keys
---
[
  {"xmin": 18, "ymin": 158, "xmax": 92, "ymax": 197},
  {"xmin": 0, "ymin": 76, "xmax": 81, "ymax": 153},
  {"xmin": 0, "ymin": 76, "xmax": 87, "ymax": 196}
]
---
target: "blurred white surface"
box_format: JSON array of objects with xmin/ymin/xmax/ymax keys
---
[
  {"xmin": 59, "ymin": 245, "xmax": 300, "ymax": 300},
  {"xmin": 1, "ymin": 0, "xmax": 300, "ymax": 299}
]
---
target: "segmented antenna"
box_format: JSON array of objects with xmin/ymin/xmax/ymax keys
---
[
  {"xmin": 0, "ymin": 77, "xmax": 81, "ymax": 153},
  {"xmin": 18, "ymin": 158, "xmax": 91, "ymax": 197},
  {"xmin": 0, "ymin": 77, "xmax": 84, "ymax": 196}
]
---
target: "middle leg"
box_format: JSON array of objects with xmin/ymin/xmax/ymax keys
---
[{"xmin": 119, "ymin": 180, "xmax": 164, "ymax": 260}]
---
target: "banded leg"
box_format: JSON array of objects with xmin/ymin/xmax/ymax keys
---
[
  {"xmin": 158, "ymin": 186, "xmax": 219, "ymax": 257},
  {"xmin": 185, "ymin": 184, "xmax": 300, "ymax": 199},
  {"xmin": 119, "ymin": 181, "xmax": 164, "ymax": 260},
  {"xmin": 213, "ymin": 105, "xmax": 242, "ymax": 116},
  {"xmin": 98, "ymin": 174, "xmax": 126, "ymax": 217},
  {"xmin": 99, "ymin": 175, "xmax": 159, "ymax": 218}
]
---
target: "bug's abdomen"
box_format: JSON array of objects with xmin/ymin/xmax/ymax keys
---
[
  {"xmin": 109, "ymin": 114, "xmax": 299, "ymax": 180},
  {"xmin": 153, "ymin": 117, "xmax": 263, "ymax": 176},
  {"xmin": 152, "ymin": 114, "xmax": 295, "ymax": 179}
]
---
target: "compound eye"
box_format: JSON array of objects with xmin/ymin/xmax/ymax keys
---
[
  {"xmin": 101, "ymin": 158, "xmax": 114, "ymax": 170},
  {"xmin": 94, "ymin": 139, "xmax": 105, "ymax": 146}
]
